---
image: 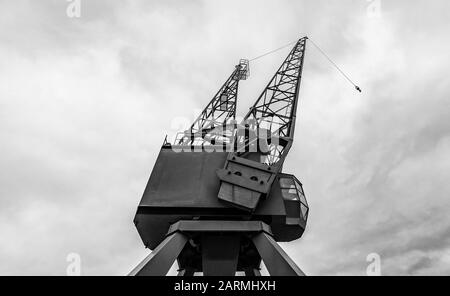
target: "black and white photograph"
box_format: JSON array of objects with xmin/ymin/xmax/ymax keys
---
[{"xmin": 0, "ymin": 0, "xmax": 449, "ymax": 284}]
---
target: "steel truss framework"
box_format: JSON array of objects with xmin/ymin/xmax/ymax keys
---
[
  {"xmin": 215, "ymin": 37, "xmax": 308, "ymax": 212},
  {"xmin": 177, "ymin": 59, "xmax": 249, "ymax": 146},
  {"xmin": 239, "ymin": 37, "xmax": 307, "ymax": 166}
]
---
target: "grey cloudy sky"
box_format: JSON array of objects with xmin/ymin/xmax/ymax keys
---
[{"xmin": 0, "ymin": 0, "xmax": 449, "ymax": 275}]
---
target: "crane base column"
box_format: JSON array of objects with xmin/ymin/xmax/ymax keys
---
[{"xmin": 129, "ymin": 220, "xmax": 305, "ymax": 276}]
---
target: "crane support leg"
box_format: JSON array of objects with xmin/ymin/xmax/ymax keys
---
[
  {"xmin": 252, "ymin": 232, "xmax": 305, "ymax": 276},
  {"xmin": 177, "ymin": 267, "xmax": 196, "ymax": 276},
  {"xmin": 129, "ymin": 232, "xmax": 188, "ymax": 276},
  {"xmin": 244, "ymin": 267, "xmax": 262, "ymax": 276},
  {"xmin": 130, "ymin": 220, "xmax": 305, "ymax": 276}
]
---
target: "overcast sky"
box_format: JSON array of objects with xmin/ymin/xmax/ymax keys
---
[{"xmin": 0, "ymin": 0, "xmax": 449, "ymax": 275}]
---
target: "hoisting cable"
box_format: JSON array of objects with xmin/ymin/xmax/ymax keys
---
[
  {"xmin": 249, "ymin": 40, "xmax": 297, "ymax": 62},
  {"xmin": 248, "ymin": 36, "xmax": 361, "ymax": 93},
  {"xmin": 307, "ymin": 37, "xmax": 362, "ymax": 93}
]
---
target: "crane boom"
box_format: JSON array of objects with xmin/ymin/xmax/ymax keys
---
[
  {"xmin": 240, "ymin": 37, "xmax": 307, "ymax": 166},
  {"xmin": 217, "ymin": 37, "xmax": 307, "ymax": 211},
  {"xmin": 177, "ymin": 59, "xmax": 249, "ymax": 146}
]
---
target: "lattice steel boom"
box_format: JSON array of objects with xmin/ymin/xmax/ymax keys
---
[
  {"xmin": 177, "ymin": 59, "xmax": 249, "ymax": 146},
  {"xmin": 240, "ymin": 37, "xmax": 307, "ymax": 166},
  {"xmin": 217, "ymin": 37, "xmax": 307, "ymax": 211}
]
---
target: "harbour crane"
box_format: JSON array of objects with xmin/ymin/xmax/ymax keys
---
[{"xmin": 131, "ymin": 37, "xmax": 311, "ymax": 276}]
